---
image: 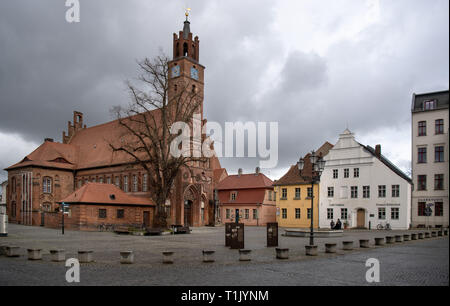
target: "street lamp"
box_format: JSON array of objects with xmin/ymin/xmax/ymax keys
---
[{"xmin": 297, "ymin": 151, "xmax": 325, "ymax": 246}]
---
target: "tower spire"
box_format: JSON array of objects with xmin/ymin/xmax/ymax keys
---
[{"xmin": 183, "ymin": 8, "xmax": 191, "ymax": 39}]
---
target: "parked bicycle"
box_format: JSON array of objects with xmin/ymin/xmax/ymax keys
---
[{"xmin": 377, "ymin": 222, "xmax": 391, "ymax": 230}]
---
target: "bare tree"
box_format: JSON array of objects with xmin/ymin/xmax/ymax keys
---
[{"xmin": 110, "ymin": 54, "xmax": 205, "ymax": 228}]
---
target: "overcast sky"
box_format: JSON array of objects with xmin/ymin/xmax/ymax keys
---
[{"xmin": 0, "ymin": 0, "xmax": 448, "ymax": 183}]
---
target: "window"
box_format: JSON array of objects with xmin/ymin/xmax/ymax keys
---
[
  {"xmin": 268, "ymin": 191, "xmax": 272, "ymax": 201},
  {"xmin": 435, "ymin": 174, "xmax": 444, "ymax": 190},
  {"xmin": 418, "ymin": 202, "xmax": 426, "ymax": 216},
  {"xmin": 418, "ymin": 121, "xmax": 426, "ymax": 136},
  {"xmin": 226, "ymin": 209, "xmax": 230, "ymax": 219},
  {"xmin": 417, "ymin": 175, "xmax": 427, "ymax": 191},
  {"xmin": 78, "ymin": 180, "xmax": 82, "ymax": 188},
  {"xmin": 253, "ymin": 209, "xmax": 258, "ymax": 219},
  {"xmin": 354, "ymin": 168, "xmax": 360, "ymax": 178},
  {"xmin": 341, "ymin": 208, "xmax": 348, "ymax": 220},
  {"xmin": 307, "ymin": 187, "xmax": 313, "ymax": 198},
  {"xmin": 344, "ymin": 169, "xmax": 349, "ymax": 178},
  {"xmin": 307, "ymin": 208, "xmax": 312, "ymax": 219},
  {"xmin": 117, "ymin": 209, "xmax": 124, "ymax": 219},
  {"xmin": 378, "ymin": 208, "xmax": 386, "ymax": 220},
  {"xmin": 378, "ymin": 185, "xmax": 386, "ymax": 198},
  {"xmin": 11, "ymin": 201, "xmax": 16, "ymax": 218},
  {"xmin": 391, "ymin": 208, "xmax": 399, "ymax": 220},
  {"xmin": 245, "ymin": 209, "xmax": 249, "ymax": 219},
  {"xmin": 333, "ymin": 169, "xmax": 338, "ymax": 179},
  {"xmin": 143, "ymin": 174, "xmax": 148, "ymax": 192},
  {"xmin": 92, "ymin": 178, "xmax": 96, "ymax": 183},
  {"xmin": 435, "ymin": 146, "xmax": 444, "ymax": 162},
  {"xmin": 363, "ymin": 186, "xmax": 370, "ymax": 198},
  {"xmin": 435, "ymin": 202, "xmax": 444, "ymax": 216},
  {"xmin": 328, "ymin": 187, "xmax": 334, "ymax": 198},
  {"xmin": 392, "ymin": 185, "xmax": 400, "ymax": 197},
  {"xmin": 351, "ymin": 186, "xmax": 358, "ymax": 198},
  {"xmin": 123, "ymin": 176, "xmax": 128, "ymax": 192},
  {"xmin": 43, "ymin": 203, "xmax": 52, "ymax": 212},
  {"xmin": 133, "ymin": 175, "xmax": 138, "ymax": 192},
  {"xmin": 435, "ymin": 119, "xmax": 444, "ymax": 134},
  {"xmin": 107, "ymin": 177, "xmax": 111, "ymax": 185},
  {"xmin": 231, "ymin": 192, "xmax": 237, "ymax": 201},
  {"xmin": 327, "ymin": 208, "xmax": 334, "ymax": 220},
  {"xmin": 295, "ymin": 208, "xmax": 301, "ymax": 219},
  {"xmin": 418, "ymin": 147, "xmax": 427, "ymax": 163},
  {"xmin": 294, "ymin": 188, "xmax": 301, "ymax": 199},
  {"xmin": 115, "ymin": 177, "xmax": 120, "ymax": 188},
  {"xmin": 282, "ymin": 208, "xmax": 287, "ymax": 219},
  {"xmin": 99, "ymin": 209, "xmax": 107, "ymax": 219},
  {"xmin": 423, "ymin": 100, "xmax": 436, "ymax": 110},
  {"xmin": 99, "ymin": 177, "xmax": 104, "ymax": 184},
  {"xmin": 281, "ymin": 188, "xmax": 287, "ymax": 199},
  {"xmin": 42, "ymin": 177, "xmax": 52, "ymax": 193}
]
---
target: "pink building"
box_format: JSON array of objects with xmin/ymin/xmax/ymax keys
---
[{"xmin": 217, "ymin": 168, "xmax": 276, "ymax": 226}]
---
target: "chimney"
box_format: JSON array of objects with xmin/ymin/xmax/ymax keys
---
[
  {"xmin": 375, "ymin": 144, "xmax": 381, "ymax": 158},
  {"xmin": 255, "ymin": 167, "xmax": 261, "ymax": 175},
  {"xmin": 44, "ymin": 138, "xmax": 54, "ymax": 142},
  {"xmin": 238, "ymin": 168, "xmax": 243, "ymax": 176}
]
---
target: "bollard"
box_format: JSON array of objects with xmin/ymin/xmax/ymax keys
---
[
  {"xmin": 359, "ymin": 239, "xmax": 370, "ymax": 248},
  {"xmin": 305, "ymin": 245, "xmax": 318, "ymax": 256},
  {"xmin": 403, "ymin": 234, "xmax": 411, "ymax": 241},
  {"xmin": 342, "ymin": 241, "xmax": 353, "ymax": 250},
  {"xmin": 386, "ymin": 236, "xmax": 395, "ymax": 244},
  {"xmin": 418, "ymin": 233, "xmax": 424, "ymax": 239},
  {"xmin": 275, "ymin": 248, "xmax": 289, "ymax": 259},
  {"xmin": 162, "ymin": 251, "xmax": 174, "ymax": 264},
  {"xmin": 202, "ymin": 250, "xmax": 215, "ymax": 263},
  {"xmin": 239, "ymin": 249, "xmax": 252, "ymax": 262},
  {"xmin": 424, "ymin": 232, "xmax": 431, "ymax": 238},
  {"xmin": 78, "ymin": 250, "xmax": 94, "ymax": 263},
  {"xmin": 431, "ymin": 231, "xmax": 437, "ymax": 237},
  {"xmin": 50, "ymin": 249, "xmax": 66, "ymax": 262},
  {"xmin": 6, "ymin": 246, "xmax": 20, "ymax": 257},
  {"xmin": 411, "ymin": 233, "xmax": 417, "ymax": 240},
  {"xmin": 395, "ymin": 235, "xmax": 403, "ymax": 242},
  {"xmin": 325, "ymin": 243, "xmax": 337, "ymax": 253},
  {"xmin": 27, "ymin": 248, "xmax": 42, "ymax": 260},
  {"xmin": 375, "ymin": 238, "xmax": 385, "ymax": 246},
  {"xmin": 120, "ymin": 251, "xmax": 134, "ymax": 264}
]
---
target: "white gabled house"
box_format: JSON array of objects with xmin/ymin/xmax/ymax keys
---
[{"xmin": 319, "ymin": 129, "xmax": 412, "ymax": 230}]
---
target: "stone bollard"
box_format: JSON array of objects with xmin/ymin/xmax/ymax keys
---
[
  {"xmin": 120, "ymin": 251, "xmax": 134, "ymax": 264},
  {"xmin": 386, "ymin": 236, "xmax": 395, "ymax": 244},
  {"xmin": 325, "ymin": 243, "xmax": 337, "ymax": 253},
  {"xmin": 162, "ymin": 251, "xmax": 174, "ymax": 264},
  {"xmin": 395, "ymin": 235, "xmax": 403, "ymax": 242},
  {"xmin": 275, "ymin": 248, "xmax": 289, "ymax": 259},
  {"xmin": 418, "ymin": 233, "xmax": 424, "ymax": 239},
  {"xmin": 375, "ymin": 238, "xmax": 385, "ymax": 246},
  {"xmin": 359, "ymin": 239, "xmax": 370, "ymax": 248},
  {"xmin": 78, "ymin": 250, "xmax": 94, "ymax": 263},
  {"xmin": 239, "ymin": 249, "xmax": 252, "ymax": 262},
  {"xmin": 342, "ymin": 241, "xmax": 353, "ymax": 250},
  {"xmin": 411, "ymin": 233, "xmax": 418, "ymax": 240},
  {"xmin": 424, "ymin": 232, "xmax": 431, "ymax": 238},
  {"xmin": 6, "ymin": 246, "xmax": 20, "ymax": 257},
  {"xmin": 403, "ymin": 234, "xmax": 411, "ymax": 241},
  {"xmin": 438, "ymin": 231, "xmax": 443, "ymax": 237},
  {"xmin": 50, "ymin": 249, "xmax": 66, "ymax": 262},
  {"xmin": 202, "ymin": 250, "xmax": 215, "ymax": 263},
  {"xmin": 0, "ymin": 244, "xmax": 7, "ymax": 256},
  {"xmin": 431, "ymin": 231, "xmax": 437, "ymax": 238},
  {"xmin": 27, "ymin": 248, "xmax": 42, "ymax": 260},
  {"xmin": 305, "ymin": 245, "xmax": 318, "ymax": 256}
]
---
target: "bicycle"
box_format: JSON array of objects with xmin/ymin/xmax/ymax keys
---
[{"xmin": 377, "ymin": 222, "xmax": 391, "ymax": 230}]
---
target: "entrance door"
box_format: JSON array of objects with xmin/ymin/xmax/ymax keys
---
[
  {"xmin": 41, "ymin": 212, "xmax": 45, "ymax": 227},
  {"xmin": 357, "ymin": 209, "xmax": 365, "ymax": 228},
  {"xmin": 143, "ymin": 211, "xmax": 150, "ymax": 228},
  {"xmin": 184, "ymin": 200, "xmax": 192, "ymax": 226}
]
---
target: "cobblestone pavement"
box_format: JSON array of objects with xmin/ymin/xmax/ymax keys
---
[{"xmin": 0, "ymin": 224, "xmax": 448, "ymax": 285}]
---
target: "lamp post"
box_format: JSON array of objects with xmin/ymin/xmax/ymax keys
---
[{"xmin": 297, "ymin": 151, "xmax": 325, "ymax": 246}]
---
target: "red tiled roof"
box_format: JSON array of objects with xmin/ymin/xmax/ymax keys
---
[
  {"xmin": 218, "ymin": 189, "xmax": 267, "ymax": 205},
  {"xmin": 59, "ymin": 183, "xmax": 155, "ymax": 206},
  {"xmin": 213, "ymin": 168, "xmax": 228, "ymax": 184},
  {"xmin": 216, "ymin": 173, "xmax": 274, "ymax": 190}
]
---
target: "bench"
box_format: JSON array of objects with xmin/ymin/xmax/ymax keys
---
[
  {"xmin": 114, "ymin": 226, "xmax": 130, "ymax": 235},
  {"xmin": 145, "ymin": 228, "xmax": 162, "ymax": 236},
  {"xmin": 171, "ymin": 225, "xmax": 191, "ymax": 234}
]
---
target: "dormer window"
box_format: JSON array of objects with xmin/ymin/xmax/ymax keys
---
[
  {"xmin": 230, "ymin": 191, "xmax": 237, "ymax": 201},
  {"xmin": 423, "ymin": 100, "xmax": 436, "ymax": 110}
]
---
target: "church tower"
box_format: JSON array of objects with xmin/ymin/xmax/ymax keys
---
[{"xmin": 168, "ymin": 12, "xmax": 205, "ymax": 118}]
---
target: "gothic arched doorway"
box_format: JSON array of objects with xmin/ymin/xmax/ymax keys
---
[{"xmin": 184, "ymin": 200, "xmax": 193, "ymax": 227}]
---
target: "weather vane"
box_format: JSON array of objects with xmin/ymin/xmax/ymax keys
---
[{"xmin": 185, "ymin": 7, "xmax": 191, "ymax": 21}]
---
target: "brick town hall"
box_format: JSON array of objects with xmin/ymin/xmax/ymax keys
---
[{"xmin": 4, "ymin": 18, "xmax": 226, "ymax": 230}]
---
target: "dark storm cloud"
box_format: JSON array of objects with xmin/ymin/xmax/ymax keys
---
[{"xmin": 0, "ymin": 0, "xmax": 448, "ymax": 181}]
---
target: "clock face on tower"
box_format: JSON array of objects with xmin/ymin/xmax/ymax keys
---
[
  {"xmin": 190, "ymin": 67, "xmax": 199, "ymax": 80},
  {"xmin": 171, "ymin": 65, "xmax": 180, "ymax": 78}
]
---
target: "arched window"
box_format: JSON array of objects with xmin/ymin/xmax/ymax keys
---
[
  {"xmin": 183, "ymin": 43, "xmax": 188, "ymax": 56},
  {"xmin": 11, "ymin": 201, "xmax": 16, "ymax": 218},
  {"xmin": 42, "ymin": 177, "xmax": 52, "ymax": 193}
]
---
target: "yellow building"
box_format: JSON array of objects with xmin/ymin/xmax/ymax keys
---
[{"xmin": 273, "ymin": 142, "xmax": 333, "ymax": 229}]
